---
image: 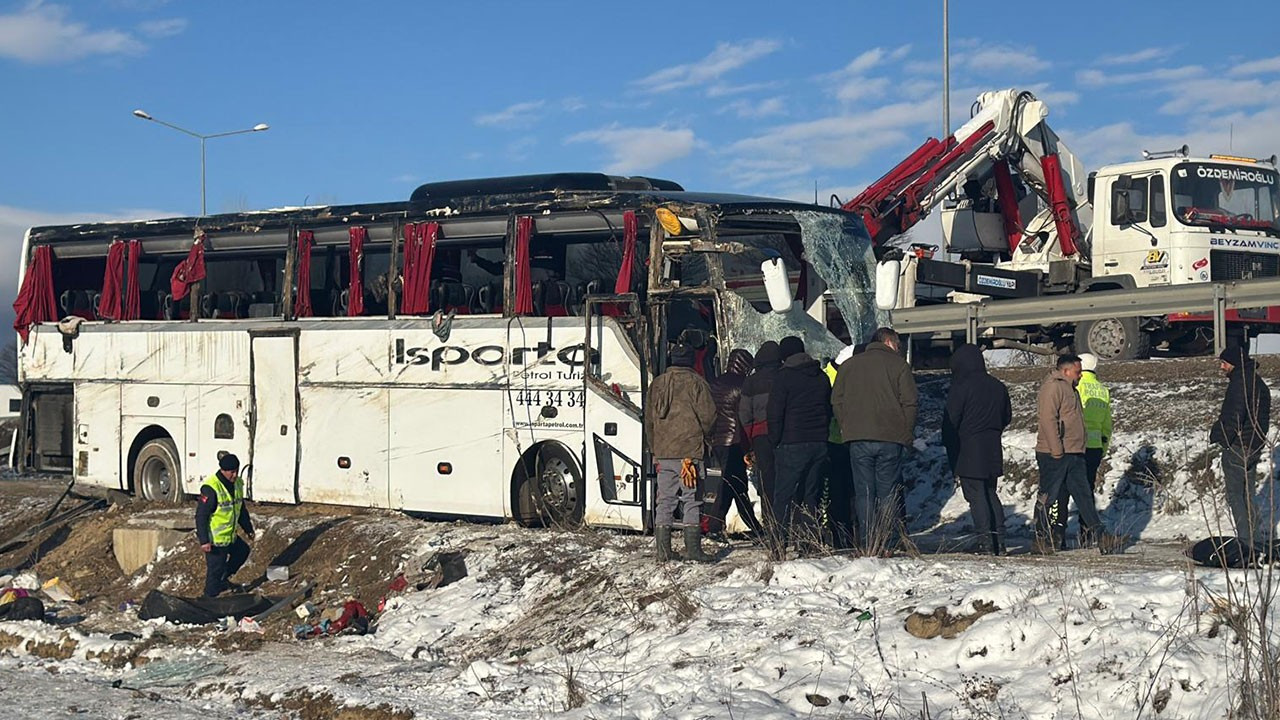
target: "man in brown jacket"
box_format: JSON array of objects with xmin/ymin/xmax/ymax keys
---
[
  {"xmin": 1034, "ymin": 354, "xmax": 1110, "ymax": 553},
  {"xmin": 832, "ymin": 327, "xmax": 918, "ymax": 553},
  {"xmin": 645, "ymin": 342, "xmax": 717, "ymax": 562}
]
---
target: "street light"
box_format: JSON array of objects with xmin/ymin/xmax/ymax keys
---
[{"xmin": 132, "ymin": 109, "xmax": 270, "ymax": 216}]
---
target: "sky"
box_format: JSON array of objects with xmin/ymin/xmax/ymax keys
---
[{"xmin": 3, "ymin": 0, "xmax": 1280, "ymax": 338}]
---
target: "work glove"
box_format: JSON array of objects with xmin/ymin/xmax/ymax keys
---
[{"xmin": 680, "ymin": 457, "xmax": 698, "ymax": 489}]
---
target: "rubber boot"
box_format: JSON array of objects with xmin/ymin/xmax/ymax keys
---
[
  {"xmin": 682, "ymin": 526, "xmax": 715, "ymax": 563},
  {"xmin": 655, "ymin": 526, "xmax": 674, "ymax": 563}
]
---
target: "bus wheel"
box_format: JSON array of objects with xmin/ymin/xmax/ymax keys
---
[
  {"xmin": 1075, "ymin": 317, "xmax": 1150, "ymax": 362},
  {"xmin": 531, "ymin": 443, "xmax": 584, "ymax": 528},
  {"xmin": 134, "ymin": 438, "xmax": 182, "ymax": 503}
]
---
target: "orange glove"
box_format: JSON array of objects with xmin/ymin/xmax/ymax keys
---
[{"xmin": 679, "ymin": 458, "xmax": 698, "ymax": 489}]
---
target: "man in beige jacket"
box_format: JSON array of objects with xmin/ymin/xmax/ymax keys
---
[{"xmin": 1035, "ymin": 354, "xmax": 1112, "ymax": 553}]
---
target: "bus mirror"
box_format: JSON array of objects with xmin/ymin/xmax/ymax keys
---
[
  {"xmin": 875, "ymin": 259, "xmax": 902, "ymax": 311},
  {"xmin": 761, "ymin": 257, "xmax": 792, "ymax": 314}
]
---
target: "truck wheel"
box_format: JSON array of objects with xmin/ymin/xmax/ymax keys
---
[
  {"xmin": 1075, "ymin": 317, "xmax": 1151, "ymax": 361},
  {"xmin": 134, "ymin": 438, "xmax": 183, "ymax": 503}
]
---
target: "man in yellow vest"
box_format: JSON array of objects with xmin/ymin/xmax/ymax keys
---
[
  {"xmin": 1052, "ymin": 352, "xmax": 1113, "ymax": 548},
  {"xmin": 196, "ymin": 454, "xmax": 255, "ymax": 597}
]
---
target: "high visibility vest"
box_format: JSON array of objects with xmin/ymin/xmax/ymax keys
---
[
  {"xmin": 1076, "ymin": 371, "xmax": 1113, "ymax": 451},
  {"xmin": 206, "ymin": 473, "xmax": 244, "ymax": 547}
]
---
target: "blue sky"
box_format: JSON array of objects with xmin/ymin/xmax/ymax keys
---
[{"xmin": 4, "ymin": 0, "xmax": 1280, "ymax": 335}]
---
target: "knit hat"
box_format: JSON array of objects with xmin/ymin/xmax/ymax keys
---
[
  {"xmin": 1219, "ymin": 342, "xmax": 1249, "ymax": 366},
  {"xmin": 669, "ymin": 343, "xmax": 697, "ymax": 368},
  {"xmin": 779, "ymin": 335, "xmax": 805, "ymax": 360},
  {"xmin": 754, "ymin": 341, "xmax": 781, "ymax": 368},
  {"xmin": 1079, "ymin": 353, "xmax": 1098, "ymax": 372},
  {"xmin": 219, "ymin": 453, "xmax": 241, "ymax": 472}
]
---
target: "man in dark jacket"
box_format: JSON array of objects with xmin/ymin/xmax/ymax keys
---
[
  {"xmin": 942, "ymin": 344, "xmax": 1012, "ymax": 555},
  {"xmin": 1210, "ymin": 342, "xmax": 1271, "ymax": 549},
  {"xmin": 832, "ymin": 327, "xmax": 917, "ymax": 554},
  {"xmin": 645, "ymin": 343, "xmax": 717, "ymax": 562},
  {"xmin": 739, "ymin": 341, "xmax": 781, "ymax": 528},
  {"xmin": 196, "ymin": 454, "xmax": 255, "ymax": 597},
  {"xmin": 767, "ymin": 336, "xmax": 832, "ymax": 557},
  {"xmin": 707, "ymin": 349, "xmax": 763, "ymax": 537}
]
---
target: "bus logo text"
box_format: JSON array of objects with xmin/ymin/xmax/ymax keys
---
[{"xmin": 394, "ymin": 338, "xmax": 597, "ymax": 370}]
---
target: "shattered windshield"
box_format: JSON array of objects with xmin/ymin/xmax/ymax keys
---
[{"xmin": 717, "ymin": 209, "xmax": 883, "ymax": 362}]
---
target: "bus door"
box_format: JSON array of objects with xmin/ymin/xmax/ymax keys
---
[
  {"xmin": 248, "ymin": 331, "xmax": 300, "ymax": 503},
  {"xmin": 582, "ymin": 294, "xmax": 648, "ymax": 529}
]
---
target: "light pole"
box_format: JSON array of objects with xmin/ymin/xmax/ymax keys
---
[{"xmin": 132, "ymin": 109, "xmax": 270, "ymax": 216}]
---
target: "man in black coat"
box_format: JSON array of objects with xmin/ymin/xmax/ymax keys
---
[
  {"xmin": 766, "ymin": 336, "xmax": 832, "ymax": 557},
  {"xmin": 942, "ymin": 344, "xmax": 1013, "ymax": 555},
  {"xmin": 1210, "ymin": 343, "xmax": 1271, "ymax": 549},
  {"xmin": 707, "ymin": 348, "xmax": 763, "ymax": 537}
]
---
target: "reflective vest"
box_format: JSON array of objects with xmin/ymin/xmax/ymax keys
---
[
  {"xmin": 1076, "ymin": 371, "xmax": 1113, "ymax": 451},
  {"xmin": 206, "ymin": 473, "xmax": 244, "ymax": 547}
]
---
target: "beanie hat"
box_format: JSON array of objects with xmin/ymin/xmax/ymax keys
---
[
  {"xmin": 754, "ymin": 341, "xmax": 781, "ymax": 368},
  {"xmin": 1219, "ymin": 342, "xmax": 1248, "ymax": 366},
  {"xmin": 669, "ymin": 343, "xmax": 697, "ymax": 368},
  {"xmin": 219, "ymin": 453, "xmax": 241, "ymax": 472},
  {"xmin": 1079, "ymin": 353, "xmax": 1098, "ymax": 372},
  {"xmin": 779, "ymin": 335, "xmax": 805, "ymax": 360}
]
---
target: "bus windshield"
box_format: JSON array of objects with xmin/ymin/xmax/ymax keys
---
[{"xmin": 1171, "ymin": 162, "xmax": 1280, "ymax": 233}]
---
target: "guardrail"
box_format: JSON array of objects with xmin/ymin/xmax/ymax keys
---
[{"xmin": 889, "ymin": 276, "xmax": 1280, "ymax": 354}]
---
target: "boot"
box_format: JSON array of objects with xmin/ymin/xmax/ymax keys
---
[
  {"xmin": 682, "ymin": 526, "xmax": 715, "ymax": 563},
  {"xmin": 655, "ymin": 526, "xmax": 674, "ymax": 563},
  {"xmin": 1098, "ymin": 532, "xmax": 1125, "ymax": 556},
  {"xmin": 990, "ymin": 533, "xmax": 1008, "ymax": 557}
]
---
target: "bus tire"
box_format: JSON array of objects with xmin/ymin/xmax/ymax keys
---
[
  {"xmin": 526, "ymin": 442, "xmax": 585, "ymax": 529},
  {"xmin": 133, "ymin": 437, "xmax": 183, "ymax": 503},
  {"xmin": 1075, "ymin": 317, "xmax": 1150, "ymax": 362}
]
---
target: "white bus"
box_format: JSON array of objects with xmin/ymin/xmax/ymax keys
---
[{"xmin": 11, "ymin": 173, "xmax": 879, "ymax": 530}]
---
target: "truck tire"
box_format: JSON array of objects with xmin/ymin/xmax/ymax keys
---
[
  {"xmin": 133, "ymin": 437, "xmax": 183, "ymax": 503},
  {"xmin": 1075, "ymin": 317, "xmax": 1151, "ymax": 362}
]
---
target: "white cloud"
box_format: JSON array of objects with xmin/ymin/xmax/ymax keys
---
[
  {"xmin": 1157, "ymin": 78, "xmax": 1280, "ymax": 115},
  {"xmin": 1076, "ymin": 65, "xmax": 1204, "ymax": 87},
  {"xmin": 635, "ymin": 39, "xmax": 780, "ymax": 94},
  {"xmin": 0, "ymin": 3, "xmax": 143, "ymax": 64},
  {"xmin": 566, "ymin": 125, "xmax": 696, "ymax": 174},
  {"xmin": 137, "ymin": 18, "xmax": 186, "ymax": 38},
  {"xmin": 1230, "ymin": 55, "xmax": 1280, "ymax": 77},
  {"xmin": 474, "ymin": 100, "xmax": 546, "ymax": 128},
  {"xmin": 561, "ymin": 96, "xmax": 587, "ymax": 113},
  {"xmin": 719, "ymin": 96, "xmax": 787, "ymax": 119},
  {"xmin": 956, "ymin": 45, "xmax": 1049, "ymax": 75},
  {"xmin": 1098, "ymin": 47, "xmax": 1172, "ymax": 65}
]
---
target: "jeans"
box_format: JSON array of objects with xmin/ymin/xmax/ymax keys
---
[
  {"xmin": 204, "ymin": 537, "xmax": 251, "ymax": 597},
  {"xmin": 848, "ymin": 441, "xmax": 905, "ymax": 550},
  {"xmin": 1222, "ymin": 447, "xmax": 1262, "ymax": 547},
  {"xmin": 1035, "ymin": 452, "xmax": 1102, "ymax": 545},
  {"xmin": 655, "ymin": 457, "xmax": 702, "ymax": 529},
  {"xmin": 960, "ymin": 476, "xmax": 1005, "ymax": 551},
  {"xmin": 773, "ymin": 442, "xmax": 828, "ymax": 547},
  {"xmin": 1052, "ymin": 446, "xmax": 1106, "ymax": 546},
  {"xmin": 708, "ymin": 446, "xmax": 763, "ymax": 535}
]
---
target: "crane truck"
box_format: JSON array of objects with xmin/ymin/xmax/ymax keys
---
[{"xmin": 849, "ymin": 88, "xmax": 1280, "ymax": 361}]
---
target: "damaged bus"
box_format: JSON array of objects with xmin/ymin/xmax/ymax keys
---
[{"xmin": 9, "ymin": 173, "xmax": 880, "ymax": 530}]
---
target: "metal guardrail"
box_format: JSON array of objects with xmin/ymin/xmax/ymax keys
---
[{"xmin": 889, "ymin": 276, "xmax": 1280, "ymax": 353}]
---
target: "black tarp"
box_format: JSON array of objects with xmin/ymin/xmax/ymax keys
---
[
  {"xmin": 0, "ymin": 596, "xmax": 46, "ymax": 622},
  {"xmin": 1188, "ymin": 536, "xmax": 1278, "ymax": 569},
  {"xmin": 137, "ymin": 589, "xmax": 273, "ymax": 625}
]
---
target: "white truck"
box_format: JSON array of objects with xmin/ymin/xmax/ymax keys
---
[{"xmin": 850, "ymin": 88, "xmax": 1280, "ymax": 361}]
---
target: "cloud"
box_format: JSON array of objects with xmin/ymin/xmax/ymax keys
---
[
  {"xmin": 719, "ymin": 96, "xmax": 787, "ymax": 119},
  {"xmin": 474, "ymin": 100, "xmax": 546, "ymax": 128},
  {"xmin": 1076, "ymin": 65, "xmax": 1204, "ymax": 87},
  {"xmin": 635, "ymin": 39, "xmax": 780, "ymax": 94},
  {"xmin": 823, "ymin": 45, "xmax": 910, "ymax": 105},
  {"xmin": 566, "ymin": 125, "xmax": 696, "ymax": 173},
  {"xmin": 137, "ymin": 18, "xmax": 186, "ymax": 38},
  {"xmin": 0, "ymin": 3, "xmax": 143, "ymax": 64},
  {"xmin": 1230, "ymin": 55, "xmax": 1280, "ymax": 77},
  {"xmin": 1098, "ymin": 47, "xmax": 1173, "ymax": 65},
  {"xmin": 956, "ymin": 44, "xmax": 1049, "ymax": 75}
]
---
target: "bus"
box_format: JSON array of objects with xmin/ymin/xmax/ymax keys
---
[{"xmin": 10, "ymin": 173, "xmax": 880, "ymax": 531}]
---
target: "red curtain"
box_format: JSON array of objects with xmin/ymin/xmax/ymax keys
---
[
  {"xmin": 401, "ymin": 222, "xmax": 438, "ymax": 315},
  {"xmin": 514, "ymin": 216, "xmax": 534, "ymax": 315},
  {"xmin": 295, "ymin": 230, "xmax": 314, "ymax": 318},
  {"xmin": 13, "ymin": 245, "xmax": 56, "ymax": 343},
  {"xmin": 170, "ymin": 234, "xmax": 207, "ymax": 301},
  {"xmin": 347, "ymin": 226, "xmax": 366, "ymax": 316},
  {"xmin": 98, "ymin": 241, "xmax": 126, "ymax": 321},
  {"xmin": 614, "ymin": 210, "xmax": 637, "ymax": 293},
  {"xmin": 123, "ymin": 240, "xmax": 141, "ymax": 321}
]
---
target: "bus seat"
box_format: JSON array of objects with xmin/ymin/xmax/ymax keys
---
[
  {"xmin": 59, "ymin": 290, "xmax": 95, "ymax": 320},
  {"xmin": 476, "ymin": 283, "xmax": 503, "ymax": 314},
  {"xmin": 535, "ymin": 280, "xmax": 572, "ymax": 317},
  {"xmin": 334, "ymin": 289, "xmax": 349, "ymax": 316}
]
